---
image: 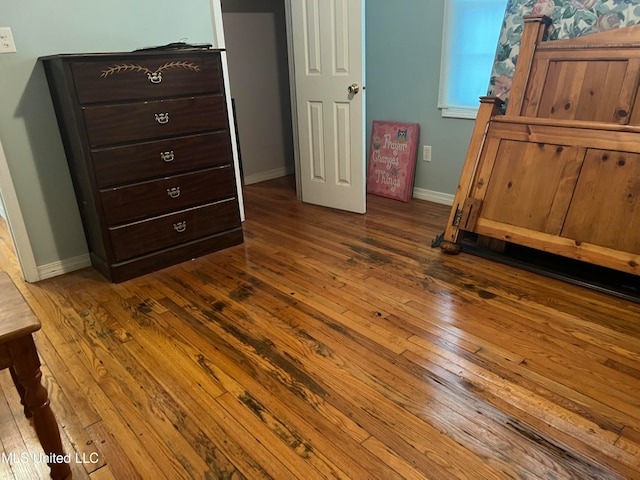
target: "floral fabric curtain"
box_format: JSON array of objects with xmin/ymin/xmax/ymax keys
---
[{"xmin": 489, "ymin": 0, "xmax": 640, "ymax": 101}]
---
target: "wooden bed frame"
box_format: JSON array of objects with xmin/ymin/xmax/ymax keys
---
[{"xmin": 441, "ymin": 15, "xmax": 640, "ymax": 277}]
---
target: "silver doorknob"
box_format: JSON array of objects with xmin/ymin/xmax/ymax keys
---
[{"xmin": 348, "ymin": 83, "xmax": 360, "ymax": 94}]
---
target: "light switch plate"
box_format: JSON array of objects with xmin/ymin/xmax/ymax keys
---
[
  {"xmin": 423, "ymin": 145, "xmax": 432, "ymax": 162},
  {"xmin": 0, "ymin": 27, "xmax": 17, "ymax": 54}
]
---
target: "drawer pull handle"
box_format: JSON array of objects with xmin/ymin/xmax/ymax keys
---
[
  {"xmin": 160, "ymin": 150, "xmax": 175, "ymax": 163},
  {"xmin": 173, "ymin": 221, "xmax": 187, "ymax": 233},
  {"xmin": 147, "ymin": 72, "xmax": 163, "ymax": 84},
  {"xmin": 167, "ymin": 187, "xmax": 181, "ymax": 199},
  {"xmin": 155, "ymin": 113, "xmax": 169, "ymax": 124}
]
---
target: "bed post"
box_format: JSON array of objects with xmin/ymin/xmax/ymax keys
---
[
  {"xmin": 505, "ymin": 15, "xmax": 552, "ymax": 116},
  {"xmin": 440, "ymin": 96, "xmax": 504, "ymax": 253}
]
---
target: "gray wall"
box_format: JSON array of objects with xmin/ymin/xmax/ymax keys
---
[{"xmin": 0, "ymin": 1, "xmax": 217, "ymax": 268}]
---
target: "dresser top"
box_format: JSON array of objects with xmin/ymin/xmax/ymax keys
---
[{"xmin": 39, "ymin": 46, "xmax": 224, "ymax": 62}]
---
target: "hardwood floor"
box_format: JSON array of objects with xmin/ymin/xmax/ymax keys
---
[{"xmin": 0, "ymin": 175, "xmax": 639, "ymax": 479}]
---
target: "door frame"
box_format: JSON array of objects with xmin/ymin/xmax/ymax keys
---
[
  {"xmin": 211, "ymin": 0, "xmax": 246, "ymax": 221},
  {"xmin": 214, "ymin": 0, "xmax": 304, "ymax": 201},
  {"xmin": 283, "ymin": 0, "xmax": 304, "ymax": 201},
  {"xmin": 0, "ymin": 138, "xmax": 39, "ymax": 282}
]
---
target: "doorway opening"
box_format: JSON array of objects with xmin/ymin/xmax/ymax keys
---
[{"xmin": 220, "ymin": 0, "xmax": 296, "ymax": 188}]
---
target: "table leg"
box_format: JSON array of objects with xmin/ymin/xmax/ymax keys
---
[
  {"xmin": 9, "ymin": 366, "xmax": 31, "ymax": 417},
  {"xmin": 10, "ymin": 336, "xmax": 71, "ymax": 480}
]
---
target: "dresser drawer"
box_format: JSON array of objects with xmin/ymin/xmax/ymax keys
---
[
  {"xmin": 71, "ymin": 53, "xmax": 223, "ymax": 104},
  {"xmin": 109, "ymin": 199, "xmax": 241, "ymax": 262},
  {"xmin": 92, "ymin": 132, "xmax": 232, "ymax": 187},
  {"xmin": 83, "ymin": 95, "xmax": 227, "ymax": 147},
  {"xmin": 100, "ymin": 166, "xmax": 236, "ymax": 225}
]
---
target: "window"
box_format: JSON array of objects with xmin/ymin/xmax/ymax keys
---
[{"xmin": 439, "ymin": 0, "xmax": 507, "ymax": 119}]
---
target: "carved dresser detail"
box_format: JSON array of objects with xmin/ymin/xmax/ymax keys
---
[{"xmin": 41, "ymin": 49, "xmax": 243, "ymax": 282}]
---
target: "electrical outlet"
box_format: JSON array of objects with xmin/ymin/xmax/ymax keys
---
[
  {"xmin": 0, "ymin": 27, "xmax": 17, "ymax": 54},
  {"xmin": 423, "ymin": 145, "xmax": 432, "ymax": 162}
]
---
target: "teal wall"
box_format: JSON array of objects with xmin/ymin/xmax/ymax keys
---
[
  {"xmin": 0, "ymin": 1, "xmax": 216, "ymax": 268},
  {"xmin": 366, "ymin": 0, "xmax": 475, "ymax": 196}
]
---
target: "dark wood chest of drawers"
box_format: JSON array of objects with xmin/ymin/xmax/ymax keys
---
[{"xmin": 41, "ymin": 49, "xmax": 243, "ymax": 282}]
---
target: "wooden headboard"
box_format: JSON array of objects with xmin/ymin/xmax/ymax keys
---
[{"xmin": 442, "ymin": 15, "xmax": 640, "ymax": 276}]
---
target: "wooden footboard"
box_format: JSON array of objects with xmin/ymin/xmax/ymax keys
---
[{"xmin": 443, "ymin": 15, "xmax": 640, "ymax": 276}]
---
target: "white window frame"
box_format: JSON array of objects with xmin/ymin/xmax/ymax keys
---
[{"xmin": 438, "ymin": 0, "xmax": 506, "ymax": 120}]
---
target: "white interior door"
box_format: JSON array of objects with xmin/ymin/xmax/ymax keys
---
[{"xmin": 288, "ymin": 0, "xmax": 365, "ymax": 213}]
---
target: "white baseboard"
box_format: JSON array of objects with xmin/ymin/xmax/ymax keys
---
[
  {"xmin": 412, "ymin": 187, "xmax": 454, "ymax": 206},
  {"xmin": 37, "ymin": 253, "xmax": 91, "ymax": 281},
  {"xmin": 242, "ymin": 168, "xmax": 455, "ymax": 207},
  {"xmin": 243, "ymin": 167, "xmax": 294, "ymax": 185}
]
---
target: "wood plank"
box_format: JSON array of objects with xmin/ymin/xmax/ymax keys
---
[
  {"xmin": 179, "ymin": 265, "xmax": 522, "ymax": 479},
  {"xmin": 506, "ymin": 15, "xmax": 551, "ymax": 115},
  {"xmin": 562, "ymin": 149, "xmax": 640, "ymax": 254},
  {"xmin": 0, "ymin": 372, "xmax": 46, "ymax": 480},
  {"xmin": 473, "ymin": 217, "xmax": 640, "ymax": 276},
  {"xmin": 479, "ymin": 140, "xmax": 584, "ymax": 234},
  {"xmin": 443, "ymin": 97, "xmax": 503, "ymax": 244},
  {"xmin": 21, "ymin": 286, "xmax": 173, "ymax": 479}
]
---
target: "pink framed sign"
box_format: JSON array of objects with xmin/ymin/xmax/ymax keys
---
[{"xmin": 366, "ymin": 121, "xmax": 419, "ymax": 202}]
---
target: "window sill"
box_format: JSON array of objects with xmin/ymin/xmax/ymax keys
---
[{"xmin": 440, "ymin": 106, "xmax": 478, "ymax": 120}]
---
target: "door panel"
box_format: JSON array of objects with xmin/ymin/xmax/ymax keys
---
[
  {"xmin": 335, "ymin": 102, "xmax": 352, "ymax": 185},
  {"xmin": 308, "ymin": 101, "xmax": 325, "ymax": 180}
]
